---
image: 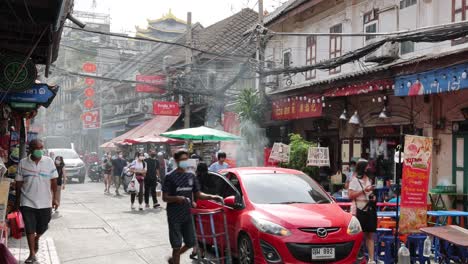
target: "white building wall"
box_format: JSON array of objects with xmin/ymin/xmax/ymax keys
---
[{"xmin": 266, "ymin": 0, "xmax": 468, "ymax": 92}]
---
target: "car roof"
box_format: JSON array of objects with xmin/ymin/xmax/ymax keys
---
[{"xmin": 224, "ymin": 167, "xmax": 303, "ymax": 176}]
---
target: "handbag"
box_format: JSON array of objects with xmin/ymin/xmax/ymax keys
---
[
  {"xmin": 127, "ymin": 175, "xmax": 140, "ymax": 193},
  {"xmin": 355, "ymin": 179, "xmax": 377, "ymax": 217}
]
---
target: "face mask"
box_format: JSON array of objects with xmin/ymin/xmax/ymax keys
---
[
  {"xmin": 150, "ymin": 154, "xmax": 156, "ymax": 158},
  {"xmin": 32, "ymin": 149, "xmax": 43, "ymax": 158},
  {"xmin": 55, "ymin": 160, "xmax": 61, "ymax": 165},
  {"xmin": 139, "ymin": 156, "xmax": 145, "ymax": 161},
  {"xmin": 119, "ymin": 155, "xmax": 123, "ymax": 159},
  {"xmin": 178, "ymin": 160, "xmax": 190, "ymax": 169}
]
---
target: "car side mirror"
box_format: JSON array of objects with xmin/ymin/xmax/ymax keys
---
[{"xmin": 224, "ymin": 196, "xmax": 236, "ymax": 207}]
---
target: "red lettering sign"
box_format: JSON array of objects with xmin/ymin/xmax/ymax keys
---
[
  {"xmin": 136, "ymin": 75, "xmax": 166, "ymax": 93},
  {"xmin": 85, "ymin": 78, "xmax": 95, "ymax": 86},
  {"xmin": 82, "ymin": 63, "xmax": 96, "ymax": 73},
  {"xmin": 84, "ymin": 99, "xmax": 94, "ymax": 109},
  {"xmin": 153, "ymin": 101, "xmax": 180, "ymax": 116},
  {"xmin": 271, "ymin": 95, "xmax": 322, "ymax": 120},
  {"xmin": 82, "ymin": 110, "xmax": 100, "ymax": 129},
  {"xmin": 84, "ymin": 88, "xmax": 95, "ymax": 97}
]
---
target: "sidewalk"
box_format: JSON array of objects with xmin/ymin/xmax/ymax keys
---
[{"xmin": 8, "ymin": 236, "xmax": 60, "ymax": 264}]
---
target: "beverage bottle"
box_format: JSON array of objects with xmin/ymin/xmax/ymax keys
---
[
  {"xmin": 423, "ymin": 236, "xmax": 432, "ymax": 257},
  {"xmin": 398, "ymin": 243, "xmax": 410, "ymax": 264}
]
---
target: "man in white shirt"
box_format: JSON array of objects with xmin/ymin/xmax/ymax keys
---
[{"xmin": 15, "ymin": 139, "xmax": 58, "ymax": 263}]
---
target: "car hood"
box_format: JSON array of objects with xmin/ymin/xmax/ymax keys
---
[
  {"xmin": 64, "ymin": 158, "xmax": 84, "ymax": 166},
  {"xmin": 253, "ymin": 203, "xmax": 351, "ymax": 228}
]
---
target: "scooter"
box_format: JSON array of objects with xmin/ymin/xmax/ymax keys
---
[{"xmin": 88, "ymin": 162, "xmax": 103, "ymax": 182}]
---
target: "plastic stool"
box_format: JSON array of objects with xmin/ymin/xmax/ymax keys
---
[
  {"xmin": 378, "ymin": 219, "xmax": 396, "ymax": 229},
  {"xmin": 376, "ymin": 235, "xmax": 399, "ymax": 264},
  {"xmin": 407, "ymin": 234, "xmax": 430, "ymax": 264},
  {"xmin": 375, "ymin": 228, "xmax": 393, "ymax": 261}
]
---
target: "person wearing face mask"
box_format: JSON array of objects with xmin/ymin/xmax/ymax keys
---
[
  {"xmin": 129, "ymin": 152, "xmax": 147, "ymax": 210},
  {"xmin": 163, "ymin": 149, "xmax": 223, "ymax": 264},
  {"xmin": 345, "ymin": 160, "xmax": 357, "ymax": 190},
  {"xmin": 144, "ymin": 150, "xmax": 160, "ymax": 209},
  {"xmin": 15, "ymin": 139, "xmax": 59, "ymax": 263},
  {"xmin": 111, "ymin": 152, "xmax": 128, "ymax": 196},
  {"xmin": 348, "ymin": 159, "xmax": 377, "ymax": 264},
  {"xmin": 54, "ymin": 156, "xmax": 66, "ymax": 211},
  {"xmin": 102, "ymin": 153, "xmax": 113, "ymax": 194}
]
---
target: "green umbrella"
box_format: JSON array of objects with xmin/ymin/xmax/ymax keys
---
[{"xmin": 160, "ymin": 126, "xmax": 242, "ymax": 141}]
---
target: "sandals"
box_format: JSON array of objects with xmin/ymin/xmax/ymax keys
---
[{"xmin": 25, "ymin": 256, "xmax": 37, "ymax": 263}]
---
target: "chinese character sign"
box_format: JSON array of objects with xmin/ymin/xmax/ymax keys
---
[
  {"xmin": 400, "ymin": 135, "xmax": 433, "ymax": 234},
  {"xmin": 307, "ymin": 147, "xmax": 330, "ymax": 167},
  {"xmin": 271, "ymin": 95, "xmax": 322, "ymax": 120},
  {"xmin": 82, "ymin": 110, "xmax": 100, "ymax": 129},
  {"xmin": 136, "ymin": 75, "xmax": 165, "ymax": 93}
]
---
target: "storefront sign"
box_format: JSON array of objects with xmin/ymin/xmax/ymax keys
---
[
  {"xmin": 272, "ymin": 95, "xmax": 322, "ymax": 120},
  {"xmin": 395, "ymin": 62, "xmax": 468, "ymax": 96},
  {"xmin": 307, "ymin": 146, "xmax": 330, "ymax": 167},
  {"xmin": 136, "ymin": 75, "xmax": 165, "ymax": 93},
  {"xmin": 152, "ymin": 101, "xmax": 180, "ymax": 116},
  {"xmin": 324, "ymin": 80, "xmax": 394, "ymax": 97},
  {"xmin": 82, "ymin": 110, "xmax": 100, "ymax": 129},
  {"xmin": 400, "ymin": 135, "xmax": 433, "ymax": 234}
]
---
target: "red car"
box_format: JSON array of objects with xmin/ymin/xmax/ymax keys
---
[{"xmin": 195, "ymin": 167, "xmax": 364, "ymax": 264}]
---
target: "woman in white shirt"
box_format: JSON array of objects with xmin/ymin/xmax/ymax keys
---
[
  {"xmin": 129, "ymin": 152, "xmax": 147, "ymax": 210},
  {"xmin": 348, "ymin": 159, "xmax": 377, "ymax": 264}
]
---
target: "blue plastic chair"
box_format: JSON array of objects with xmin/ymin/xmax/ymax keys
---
[
  {"xmin": 376, "ymin": 235, "xmax": 399, "ymax": 264},
  {"xmin": 407, "ymin": 234, "xmax": 430, "ymax": 264}
]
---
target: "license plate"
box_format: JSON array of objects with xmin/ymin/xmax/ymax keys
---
[{"xmin": 311, "ymin": 247, "xmax": 335, "ymax": 260}]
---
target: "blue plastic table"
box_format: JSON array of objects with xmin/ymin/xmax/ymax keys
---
[
  {"xmin": 427, "ymin": 210, "xmax": 468, "ymax": 226},
  {"xmin": 377, "ymin": 211, "xmax": 399, "ymax": 218}
]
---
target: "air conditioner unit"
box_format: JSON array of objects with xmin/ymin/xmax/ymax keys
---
[{"xmin": 364, "ymin": 41, "xmax": 399, "ymax": 63}]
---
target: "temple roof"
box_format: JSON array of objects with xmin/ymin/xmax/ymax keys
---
[{"xmin": 147, "ymin": 9, "xmax": 186, "ymax": 25}]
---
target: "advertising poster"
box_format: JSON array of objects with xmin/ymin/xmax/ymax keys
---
[
  {"xmin": 307, "ymin": 147, "xmax": 330, "ymax": 167},
  {"xmin": 400, "ymin": 135, "xmax": 433, "ymax": 234}
]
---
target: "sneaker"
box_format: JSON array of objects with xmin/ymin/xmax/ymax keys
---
[
  {"xmin": 153, "ymin": 203, "xmax": 160, "ymax": 208},
  {"xmin": 139, "ymin": 205, "xmax": 143, "ymax": 211},
  {"xmin": 368, "ymin": 260, "xmax": 376, "ymax": 264},
  {"xmin": 145, "ymin": 204, "xmax": 150, "ymax": 209},
  {"xmin": 131, "ymin": 204, "xmax": 135, "ymax": 210}
]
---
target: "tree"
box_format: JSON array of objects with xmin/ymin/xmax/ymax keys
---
[{"xmin": 280, "ymin": 133, "xmax": 318, "ymax": 179}]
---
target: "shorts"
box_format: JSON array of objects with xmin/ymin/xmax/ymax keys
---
[
  {"xmin": 168, "ymin": 219, "xmax": 195, "ymax": 249},
  {"xmin": 21, "ymin": 206, "xmax": 52, "ymax": 235},
  {"xmin": 355, "ymin": 209, "xmax": 377, "ymax": 233}
]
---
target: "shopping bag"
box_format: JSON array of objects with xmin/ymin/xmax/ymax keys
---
[
  {"xmin": 127, "ymin": 175, "xmax": 140, "ymax": 193},
  {"xmin": 7, "ymin": 212, "xmax": 22, "ymax": 239}
]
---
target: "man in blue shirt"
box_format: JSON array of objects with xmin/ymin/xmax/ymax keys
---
[
  {"xmin": 163, "ymin": 149, "xmax": 222, "ymax": 264},
  {"xmin": 208, "ymin": 151, "xmax": 229, "ymax": 172}
]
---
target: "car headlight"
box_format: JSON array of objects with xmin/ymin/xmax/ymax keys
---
[
  {"xmin": 251, "ymin": 217, "xmax": 291, "ymax": 236},
  {"xmin": 347, "ymin": 216, "xmax": 362, "ymax": 235}
]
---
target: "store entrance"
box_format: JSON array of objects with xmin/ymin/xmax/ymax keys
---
[{"xmin": 453, "ymin": 129, "xmax": 468, "ymax": 212}]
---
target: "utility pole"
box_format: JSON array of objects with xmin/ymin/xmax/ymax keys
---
[
  {"xmin": 257, "ymin": 0, "xmax": 265, "ymax": 99},
  {"xmin": 184, "ymin": 12, "xmax": 192, "ymax": 128}
]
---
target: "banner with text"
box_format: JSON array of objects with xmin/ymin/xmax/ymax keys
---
[
  {"xmin": 153, "ymin": 101, "xmax": 180, "ymax": 116},
  {"xmin": 400, "ymin": 135, "xmax": 433, "ymax": 234},
  {"xmin": 136, "ymin": 75, "xmax": 165, "ymax": 93},
  {"xmin": 271, "ymin": 95, "xmax": 322, "ymax": 120}
]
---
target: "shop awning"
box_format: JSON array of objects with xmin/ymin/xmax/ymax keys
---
[
  {"xmin": 323, "ymin": 79, "xmax": 394, "ymax": 97},
  {"xmin": 111, "ymin": 115, "xmax": 180, "ymax": 144}
]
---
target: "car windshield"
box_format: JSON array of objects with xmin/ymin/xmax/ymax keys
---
[
  {"xmin": 50, "ymin": 149, "xmax": 79, "ymax": 159},
  {"xmin": 242, "ymin": 173, "xmax": 332, "ymax": 204}
]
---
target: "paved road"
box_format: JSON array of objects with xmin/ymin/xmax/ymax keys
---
[{"xmin": 47, "ymin": 180, "xmax": 197, "ymax": 264}]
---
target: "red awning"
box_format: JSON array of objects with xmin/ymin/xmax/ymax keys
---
[
  {"xmin": 111, "ymin": 115, "xmax": 180, "ymax": 144},
  {"xmin": 124, "ymin": 135, "xmax": 183, "ymax": 144},
  {"xmin": 323, "ymin": 79, "xmax": 394, "ymax": 97}
]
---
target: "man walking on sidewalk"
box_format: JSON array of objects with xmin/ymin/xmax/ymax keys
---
[
  {"xmin": 112, "ymin": 152, "xmax": 128, "ymax": 196},
  {"xmin": 163, "ymin": 149, "xmax": 223, "ymax": 264},
  {"xmin": 144, "ymin": 150, "xmax": 160, "ymax": 208},
  {"xmin": 15, "ymin": 139, "xmax": 58, "ymax": 263}
]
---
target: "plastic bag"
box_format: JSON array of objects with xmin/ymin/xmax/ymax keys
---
[
  {"xmin": 127, "ymin": 175, "xmax": 140, "ymax": 193},
  {"xmin": 7, "ymin": 212, "xmax": 23, "ymax": 239},
  {"xmin": 0, "ymin": 242, "xmax": 17, "ymax": 264}
]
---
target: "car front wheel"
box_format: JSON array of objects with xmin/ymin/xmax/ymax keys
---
[{"xmin": 238, "ymin": 233, "xmax": 254, "ymax": 264}]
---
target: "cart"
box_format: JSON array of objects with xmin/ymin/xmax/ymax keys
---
[{"xmin": 191, "ymin": 206, "xmax": 232, "ymax": 264}]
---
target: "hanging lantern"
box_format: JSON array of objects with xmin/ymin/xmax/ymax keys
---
[
  {"xmin": 84, "ymin": 87, "xmax": 95, "ymax": 97},
  {"xmin": 84, "ymin": 99, "xmax": 94, "ymax": 109}
]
